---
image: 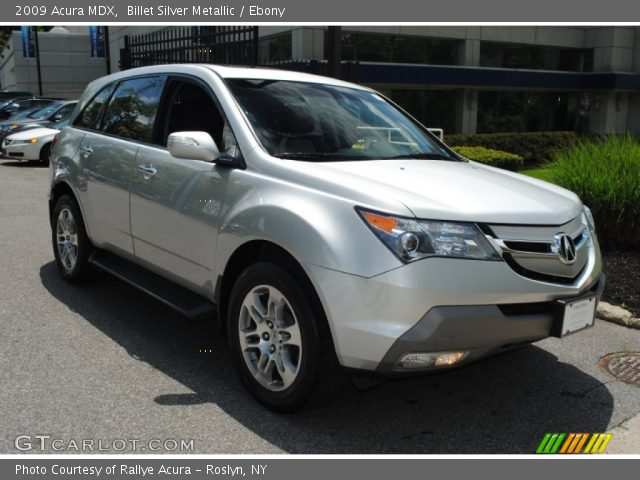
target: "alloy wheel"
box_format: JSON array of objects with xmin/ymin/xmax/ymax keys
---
[{"xmin": 238, "ymin": 285, "xmax": 302, "ymax": 391}]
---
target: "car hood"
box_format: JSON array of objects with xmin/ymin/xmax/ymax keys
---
[
  {"xmin": 7, "ymin": 127, "xmax": 59, "ymax": 140},
  {"xmin": 292, "ymin": 159, "xmax": 582, "ymax": 225},
  {"xmin": 6, "ymin": 118, "xmax": 48, "ymax": 127}
]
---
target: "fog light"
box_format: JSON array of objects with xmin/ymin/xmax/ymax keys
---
[
  {"xmin": 398, "ymin": 353, "xmax": 436, "ymax": 369},
  {"xmin": 397, "ymin": 351, "xmax": 468, "ymax": 370},
  {"xmin": 434, "ymin": 351, "xmax": 467, "ymax": 366}
]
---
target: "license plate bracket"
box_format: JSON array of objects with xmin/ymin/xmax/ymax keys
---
[{"xmin": 551, "ymin": 294, "xmax": 598, "ymax": 338}]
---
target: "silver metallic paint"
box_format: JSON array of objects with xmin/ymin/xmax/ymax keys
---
[{"xmin": 50, "ymin": 65, "xmax": 602, "ymax": 371}]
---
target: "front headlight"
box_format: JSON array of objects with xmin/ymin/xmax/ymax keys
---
[
  {"xmin": 583, "ymin": 205, "xmax": 596, "ymax": 232},
  {"xmin": 13, "ymin": 138, "xmax": 38, "ymax": 144},
  {"xmin": 357, "ymin": 208, "xmax": 501, "ymax": 263}
]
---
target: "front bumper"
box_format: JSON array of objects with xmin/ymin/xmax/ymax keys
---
[
  {"xmin": 304, "ymin": 236, "xmax": 602, "ymax": 372},
  {"xmin": 376, "ymin": 274, "xmax": 604, "ymax": 373},
  {"xmin": 1, "ymin": 142, "xmax": 38, "ymax": 160}
]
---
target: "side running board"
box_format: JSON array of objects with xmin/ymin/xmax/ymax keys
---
[{"xmin": 89, "ymin": 250, "xmax": 217, "ymax": 322}]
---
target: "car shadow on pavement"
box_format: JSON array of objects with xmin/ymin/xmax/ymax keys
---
[{"xmin": 40, "ymin": 261, "xmax": 614, "ymax": 454}]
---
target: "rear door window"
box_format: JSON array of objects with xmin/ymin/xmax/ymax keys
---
[{"xmin": 101, "ymin": 76, "xmax": 166, "ymax": 144}]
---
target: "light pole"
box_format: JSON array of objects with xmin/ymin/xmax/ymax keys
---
[
  {"xmin": 31, "ymin": 27, "xmax": 43, "ymax": 96},
  {"xmin": 104, "ymin": 26, "xmax": 111, "ymax": 74}
]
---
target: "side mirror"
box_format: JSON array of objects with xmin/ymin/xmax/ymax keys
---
[
  {"xmin": 52, "ymin": 114, "xmax": 62, "ymax": 121},
  {"xmin": 167, "ymin": 131, "xmax": 220, "ymax": 162}
]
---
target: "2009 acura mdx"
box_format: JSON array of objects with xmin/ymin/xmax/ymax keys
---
[{"xmin": 48, "ymin": 65, "xmax": 603, "ymax": 411}]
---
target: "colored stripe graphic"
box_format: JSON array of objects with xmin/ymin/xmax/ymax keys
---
[
  {"xmin": 559, "ymin": 433, "xmax": 575, "ymax": 454},
  {"xmin": 536, "ymin": 433, "xmax": 552, "ymax": 453},
  {"xmin": 536, "ymin": 433, "xmax": 565, "ymax": 453},
  {"xmin": 585, "ymin": 433, "xmax": 613, "ymax": 454},
  {"xmin": 583, "ymin": 433, "xmax": 598, "ymax": 453},
  {"xmin": 573, "ymin": 433, "xmax": 589, "ymax": 453},
  {"xmin": 537, "ymin": 433, "xmax": 612, "ymax": 454}
]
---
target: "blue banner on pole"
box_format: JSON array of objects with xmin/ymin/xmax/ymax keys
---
[
  {"xmin": 21, "ymin": 26, "xmax": 35, "ymax": 58},
  {"xmin": 89, "ymin": 26, "xmax": 105, "ymax": 58}
]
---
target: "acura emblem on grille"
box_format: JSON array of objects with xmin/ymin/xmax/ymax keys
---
[{"xmin": 553, "ymin": 233, "xmax": 576, "ymax": 265}]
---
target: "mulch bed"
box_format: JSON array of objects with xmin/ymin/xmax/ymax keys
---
[{"xmin": 602, "ymin": 250, "xmax": 640, "ymax": 317}]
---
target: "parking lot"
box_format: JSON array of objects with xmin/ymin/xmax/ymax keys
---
[{"xmin": 1, "ymin": 158, "xmax": 639, "ymax": 454}]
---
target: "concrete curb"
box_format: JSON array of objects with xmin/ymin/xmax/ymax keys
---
[
  {"xmin": 597, "ymin": 301, "xmax": 640, "ymax": 330},
  {"xmin": 607, "ymin": 413, "xmax": 640, "ymax": 454}
]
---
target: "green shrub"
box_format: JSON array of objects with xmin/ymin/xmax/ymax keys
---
[
  {"xmin": 452, "ymin": 146, "xmax": 524, "ymax": 170},
  {"xmin": 548, "ymin": 135, "xmax": 640, "ymax": 249},
  {"xmin": 445, "ymin": 131, "xmax": 579, "ymax": 166}
]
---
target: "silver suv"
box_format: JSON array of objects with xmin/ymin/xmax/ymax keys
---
[{"xmin": 49, "ymin": 65, "xmax": 604, "ymax": 411}]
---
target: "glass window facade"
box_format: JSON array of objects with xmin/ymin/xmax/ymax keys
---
[
  {"xmin": 338, "ymin": 32, "xmax": 460, "ymax": 65},
  {"xmin": 383, "ymin": 89, "xmax": 458, "ymax": 133},
  {"xmin": 477, "ymin": 91, "xmax": 591, "ymax": 133},
  {"xmin": 259, "ymin": 33, "xmax": 292, "ymax": 63},
  {"xmin": 480, "ymin": 42, "xmax": 594, "ymax": 72}
]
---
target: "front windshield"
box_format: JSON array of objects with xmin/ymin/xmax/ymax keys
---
[
  {"xmin": 28, "ymin": 102, "xmax": 61, "ymax": 119},
  {"xmin": 11, "ymin": 108, "xmax": 39, "ymax": 120},
  {"xmin": 226, "ymin": 79, "xmax": 458, "ymax": 162}
]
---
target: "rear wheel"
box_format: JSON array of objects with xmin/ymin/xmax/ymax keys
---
[
  {"xmin": 39, "ymin": 142, "xmax": 52, "ymax": 165},
  {"xmin": 51, "ymin": 195, "xmax": 93, "ymax": 283},
  {"xmin": 228, "ymin": 262, "xmax": 345, "ymax": 412}
]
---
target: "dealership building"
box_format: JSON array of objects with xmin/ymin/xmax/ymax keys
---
[
  {"xmin": 106, "ymin": 26, "xmax": 640, "ymax": 136},
  {"xmin": 3, "ymin": 26, "xmax": 638, "ymax": 135}
]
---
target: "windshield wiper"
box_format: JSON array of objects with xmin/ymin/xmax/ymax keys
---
[{"xmin": 379, "ymin": 152, "xmax": 456, "ymax": 161}]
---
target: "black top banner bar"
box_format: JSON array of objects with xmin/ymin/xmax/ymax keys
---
[{"xmin": 5, "ymin": 0, "xmax": 640, "ymax": 22}]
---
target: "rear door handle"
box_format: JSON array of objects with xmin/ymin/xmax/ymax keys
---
[
  {"xmin": 79, "ymin": 146, "xmax": 94, "ymax": 157},
  {"xmin": 137, "ymin": 164, "xmax": 158, "ymax": 177}
]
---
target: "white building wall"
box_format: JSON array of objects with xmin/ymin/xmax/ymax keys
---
[{"xmin": 0, "ymin": 29, "xmax": 106, "ymax": 98}]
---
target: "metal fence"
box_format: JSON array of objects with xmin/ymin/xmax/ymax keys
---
[
  {"xmin": 119, "ymin": 27, "xmax": 359, "ymax": 82},
  {"xmin": 119, "ymin": 26, "xmax": 259, "ymax": 70}
]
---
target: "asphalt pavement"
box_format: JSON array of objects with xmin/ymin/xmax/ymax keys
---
[{"xmin": 1, "ymin": 158, "xmax": 639, "ymax": 454}]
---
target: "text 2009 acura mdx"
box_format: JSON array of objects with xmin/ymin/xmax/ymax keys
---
[{"xmin": 49, "ymin": 65, "xmax": 603, "ymax": 411}]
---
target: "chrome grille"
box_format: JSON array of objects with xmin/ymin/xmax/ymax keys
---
[{"xmin": 484, "ymin": 216, "xmax": 591, "ymax": 283}]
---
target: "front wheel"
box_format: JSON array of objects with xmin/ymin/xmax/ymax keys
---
[
  {"xmin": 228, "ymin": 262, "xmax": 345, "ymax": 412},
  {"xmin": 39, "ymin": 142, "xmax": 52, "ymax": 165}
]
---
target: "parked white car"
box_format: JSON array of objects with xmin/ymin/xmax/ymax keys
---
[{"xmin": 2, "ymin": 125, "xmax": 62, "ymax": 164}]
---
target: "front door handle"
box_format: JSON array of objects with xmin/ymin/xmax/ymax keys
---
[{"xmin": 137, "ymin": 164, "xmax": 158, "ymax": 178}]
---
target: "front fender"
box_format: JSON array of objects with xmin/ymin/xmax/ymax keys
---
[{"xmin": 214, "ymin": 180, "xmax": 402, "ymax": 280}]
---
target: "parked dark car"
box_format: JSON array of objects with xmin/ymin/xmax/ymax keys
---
[
  {"xmin": 0, "ymin": 100, "xmax": 77, "ymax": 143},
  {"xmin": 0, "ymin": 91, "xmax": 33, "ymax": 103},
  {"xmin": 0, "ymin": 98, "xmax": 57, "ymax": 120},
  {"xmin": 0, "ymin": 97, "xmax": 31, "ymax": 112}
]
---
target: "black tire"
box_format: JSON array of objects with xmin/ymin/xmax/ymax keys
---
[
  {"xmin": 51, "ymin": 194, "xmax": 93, "ymax": 283},
  {"xmin": 39, "ymin": 143, "xmax": 52, "ymax": 166},
  {"xmin": 228, "ymin": 262, "xmax": 345, "ymax": 412}
]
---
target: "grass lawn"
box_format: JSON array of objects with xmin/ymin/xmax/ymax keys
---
[{"xmin": 519, "ymin": 166, "xmax": 556, "ymax": 182}]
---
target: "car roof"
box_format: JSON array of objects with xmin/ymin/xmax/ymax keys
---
[
  {"xmin": 91, "ymin": 64, "xmax": 371, "ymax": 92},
  {"xmin": 11, "ymin": 98, "xmax": 53, "ymax": 104}
]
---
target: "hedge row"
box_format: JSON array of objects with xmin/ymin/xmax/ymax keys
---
[
  {"xmin": 451, "ymin": 146, "xmax": 524, "ymax": 171},
  {"xmin": 444, "ymin": 131, "xmax": 579, "ymax": 166}
]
